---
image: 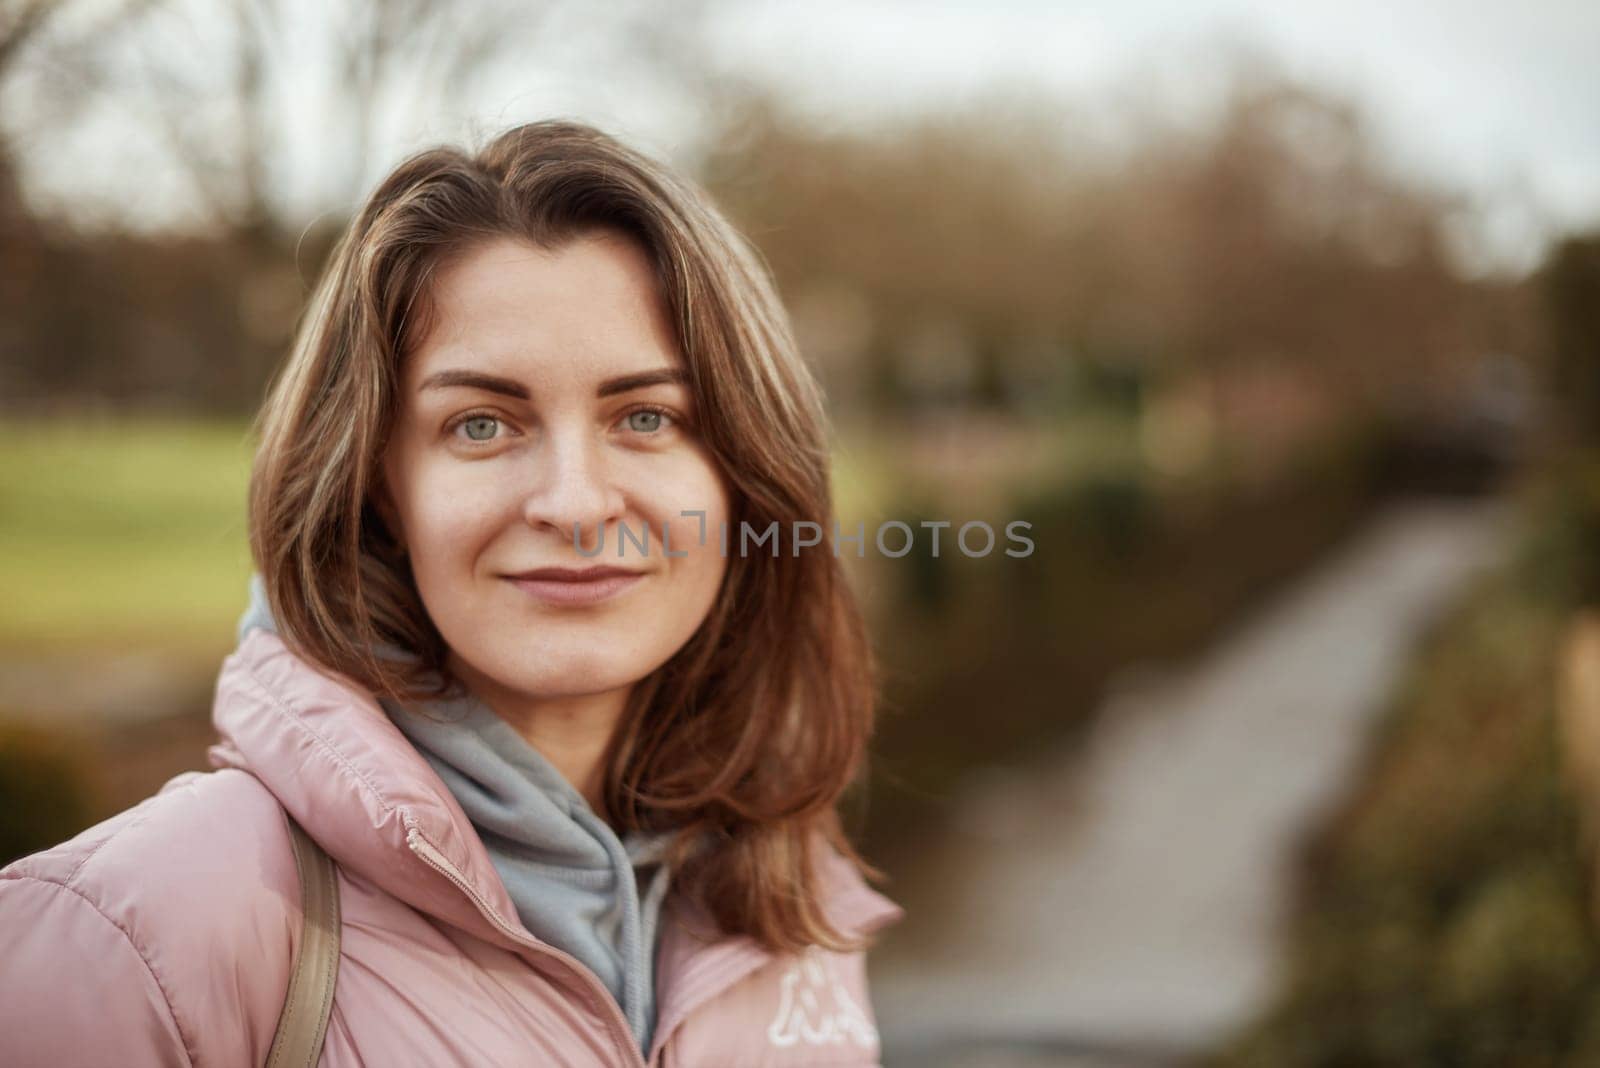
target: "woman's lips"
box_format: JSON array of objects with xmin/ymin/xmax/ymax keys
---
[{"xmin": 504, "ymin": 572, "xmax": 645, "ymax": 606}]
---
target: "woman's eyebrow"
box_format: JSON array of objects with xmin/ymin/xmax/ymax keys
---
[
  {"xmin": 416, "ymin": 367, "xmax": 687, "ymax": 399},
  {"xmin": 595, "ymin": 367, "xmax": 688, "ymax": 397},
  {"xmin": 418, "ymin": 369, "xmax": 528, "ymax": 399}
]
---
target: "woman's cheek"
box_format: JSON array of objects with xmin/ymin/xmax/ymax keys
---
[
  {"xmin": 414, "ymin": 464, "xmax": 503, "ymax": 558},
  {"xmin": 660, "ymin": 514, "xmax": 711, "ymax": 559},
  {"xmin": 629, "ymin": 457, "xmax": 722, "ymax": 543}
]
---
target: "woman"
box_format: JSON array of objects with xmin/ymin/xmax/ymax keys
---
[{"xmin": 0, "ymin": 120, "xmax": 902, "ymax": 1066}]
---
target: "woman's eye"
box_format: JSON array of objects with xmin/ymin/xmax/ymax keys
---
[
  {"xmin": 623, "ymin": 408, "xmax": 672, "ymax": 434},
  {"xmin": 455, "ymin": 415, "xmax": 501, "ymax": 442}
]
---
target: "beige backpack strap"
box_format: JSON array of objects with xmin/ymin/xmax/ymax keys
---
[{"xmin": 268, "ymin": 809, "xmax": 341, "ymax": 1068}]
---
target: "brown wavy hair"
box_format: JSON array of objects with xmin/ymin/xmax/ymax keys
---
[{"xmin": 246, "ymin": 120, "xmax": 883, "ymax": 954}]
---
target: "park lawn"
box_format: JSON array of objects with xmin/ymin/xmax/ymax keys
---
[{"xmin": 0, "ymin": 416, "xmax": 255, "ymax": 655}]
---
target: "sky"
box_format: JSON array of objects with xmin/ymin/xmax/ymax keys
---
[
  {"xmin": 700, "ymin": 0, "xmax": 1600, "ymax": 275},
  {"xmin": 5, "ymin": 0, "xmax": 1595, "ymax": 276}
]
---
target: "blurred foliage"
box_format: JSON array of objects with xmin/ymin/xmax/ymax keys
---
[
  {"xmin": 1543, "ymin": 234, "xmax": 1600, "ymax": 450},
  {"xmin": 1516, "ymin": 452, "xmax": 1600, "ymax": 612},
  {"xmin": 700, "ymin": 81, "xmax": 1534, "ymax": 432},
  {"xmin": 1208, "ymin": 458, "xmax": 1600, "ymax": 1066},
  {"xmin": 0, "ymin": 721, "xmax": 96, "ymax": 863}
]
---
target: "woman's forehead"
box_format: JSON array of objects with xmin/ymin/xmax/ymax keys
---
[
  {"xmin": 426, "ymin": 231, "xmax": 664, "ymax": 323},
  {"xmin": 403, "ymin": 234, "xmax": 684, "ymax": 395}
]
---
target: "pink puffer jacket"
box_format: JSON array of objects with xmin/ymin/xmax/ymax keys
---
[{"xmin": 0, "ymin": 628, "xmax": 903, "ymax": 1066}]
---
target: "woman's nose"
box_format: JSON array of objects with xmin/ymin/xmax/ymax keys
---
[{"xmin": 520, "ymin": 431, "xmax": 626, "ymax": 553}]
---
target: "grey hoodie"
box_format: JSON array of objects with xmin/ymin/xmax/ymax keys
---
[{"xmin": 235, "ymin": 573, "xmax": 674, "ymax": 1054}]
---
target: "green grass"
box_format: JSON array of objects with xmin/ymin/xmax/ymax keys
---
[{"xmin": 0, "ymin": 416, "xmax": 255, "ymax": 654}]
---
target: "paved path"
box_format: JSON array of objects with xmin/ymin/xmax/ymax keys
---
[{"xmin": 870, "ymin": 498, "xmax": 1517, "ymax": 1067}]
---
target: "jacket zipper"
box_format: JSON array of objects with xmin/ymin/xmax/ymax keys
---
[
  {"xmin": 405, "ymin": 826, "xmax": 650, "ymax": 1068},
  {"xmin": 405, "ymin": 822, "xmax": 891, "ymax": 1067}
]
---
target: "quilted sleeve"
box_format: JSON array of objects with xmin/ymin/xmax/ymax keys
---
[{"xmin": 0, "ymin": 874, "xmax": 193, "ymax": 1066}]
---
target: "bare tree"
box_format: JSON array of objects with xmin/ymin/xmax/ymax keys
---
[
  {"xmin": 0, "ymin": 0, "xmax": 54, "ymax": 80},
  {"xmin": 109, "ymin": 0, "xmax": 561, "ymax": 246},
  {"xmin": 3, "ymin": 0, "xmax": 713, "ymax": 245}
]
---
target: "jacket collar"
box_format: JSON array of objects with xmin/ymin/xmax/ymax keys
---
[{"xmin": 208, "ymin": 628, "xmax": 903, "ymax": 964}]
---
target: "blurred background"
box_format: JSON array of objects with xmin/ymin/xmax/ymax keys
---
[{"xmin": 2, "ymin": 1, "xmax": 1599, "ymax": 1064}]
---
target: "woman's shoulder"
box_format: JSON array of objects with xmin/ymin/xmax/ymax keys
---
[
  {"xmin": 4, "ymin": 766, "xmax": 298, "ymax": 906},
  {"xmin": 0, "ymin": 767, "xmax": 302, "ymax": 1064}
]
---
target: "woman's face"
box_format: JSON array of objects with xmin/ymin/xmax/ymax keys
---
[{"xmin": 381, "ymin": 231, "xmax": 731, "ymax": 708}]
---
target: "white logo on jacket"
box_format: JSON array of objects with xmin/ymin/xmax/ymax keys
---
[{"xmin": 765, "ymin": 947, "xmax": 878, "ymax": 1049}]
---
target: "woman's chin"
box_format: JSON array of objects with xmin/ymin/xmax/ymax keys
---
[{"xmin": 477, "ymin": 658, "xmax": 649, "ymax": 701}]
